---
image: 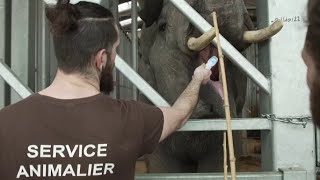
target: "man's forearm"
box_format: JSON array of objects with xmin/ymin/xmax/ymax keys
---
[{"xmin": 172, "ymin": 78, "xmax": 202, "ymax": 127}]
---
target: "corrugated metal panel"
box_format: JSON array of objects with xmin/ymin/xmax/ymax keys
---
[
  {"xmin": 117, "ymin": 29, "xmax": 135, "ymax": 100},
  {"xmin": 10, "ymin": 0, "xmax": 35, "ymax": 104}
]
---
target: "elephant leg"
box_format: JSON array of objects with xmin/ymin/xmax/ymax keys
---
[
  {"xmin": 197, "ymin": 150, "xmax": 224, "ymax": 172},
  {"xmin": 196, "ymin": 132, "xmax": 242, "ymax": 173},
  {"xmin": 195, "ymin": 131, "xmax": 224, "ymax": 173},
  {"xmin": 197, "ymin": 147, "xmax": 242, "ymax": 173},
  {"xmin": 145, "ymin": 146, "xmax": 196, "ymax": 173}
]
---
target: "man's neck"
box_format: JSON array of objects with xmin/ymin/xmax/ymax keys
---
[{"xmin": 38, "ymin": 69, "xmax": 101, "ymax": 99}]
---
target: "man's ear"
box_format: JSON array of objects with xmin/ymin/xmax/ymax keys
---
[{"xmin": 95, "ymin": 49, "xmax": 107, "ymax": 71}]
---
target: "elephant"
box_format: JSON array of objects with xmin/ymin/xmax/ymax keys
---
[{"xmin": 136, "ymin": 0, "xmax": 282, "ymax": 173}]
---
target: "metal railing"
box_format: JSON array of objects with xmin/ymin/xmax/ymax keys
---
[
  {"xmin": 135, "ymin": 167, "xmax": 307, "ymax": 180},
  {"xmin": 0, "ymin": 59, "xmax": 33, "ymax": 99},
  {"xmin": 135, "ymin": 172, "xmax": 283, "ymax": 180},
  {"xmin": 0, "ymin": 56, "xmax": 273, "ymax": 131}
]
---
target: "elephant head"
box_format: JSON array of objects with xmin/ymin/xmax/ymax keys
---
[
  {"xmin": 136, "ymin": 0, "xmax": 282, "ymax": 173},
  {"xmin": 138, "ymin": 0, "xmax": 282, "ymax": 118}
]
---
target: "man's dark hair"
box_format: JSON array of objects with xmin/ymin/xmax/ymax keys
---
[
  {"xmin": 45, "ymin": 0, "xmax": 118, "ymax": 74},
  {"xmin": 306, "ymin": 0, "xmax": 320, "ymax": 126},
  {"xmin": 306, "ymin": 0, "xmax": 320, "ymax": 63}
]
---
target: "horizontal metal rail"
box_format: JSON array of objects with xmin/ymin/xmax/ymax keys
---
[
  {"xmin": 120, "ymin": 17, "xmax": 143, "ymax": 27},
  {"xmin": 118, "ymin": 1, "xmax": 141, "ymax": 16},
  {"xmin": 180, "ymin": 118, "xmax": 271, "ymax": 131},
  {"xmin": 0, "ymin": 59, "xmax": 33, "ymax": 98},
  {"xmin": 169, "ymin": 0, "xmax": 271, "ymax": 94},
  {"xmin": 118, "ymin": 1, "xmax": 133, "ymax": 14},
  {"xmin": 135, "ymin": 172, "xmax": 282, "ymax": 180}
]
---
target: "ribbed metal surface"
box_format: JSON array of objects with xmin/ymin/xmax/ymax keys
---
[
  {"xmin": 135, "ymin": 172, "xmax": 282, "ymax": 180},
  {"xmin": 180, "ymin": 118, "xmax": 271, "ymax": 131}
]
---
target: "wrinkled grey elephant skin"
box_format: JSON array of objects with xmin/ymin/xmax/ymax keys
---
[{"xmin": 137, "ymin": 0, "xmax": 256, "ymax": 173}]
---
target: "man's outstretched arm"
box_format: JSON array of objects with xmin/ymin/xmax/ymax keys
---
[{"xmin": 159, "ymin": 63, "xmax": 211, "ymax": 142}]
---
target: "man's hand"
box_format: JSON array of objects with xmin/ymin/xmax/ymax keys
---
[
  {"xmin": 192, "ymin": 63, "xmax": 212, "ymax": 84},
  {"xmin": 158, "ymin": 63, "xmax": 212, "ymax": 142}
]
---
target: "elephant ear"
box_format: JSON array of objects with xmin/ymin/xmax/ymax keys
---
[{"xmin": 138, "ymin": 0, "xmax": 163, "ymax": 27}]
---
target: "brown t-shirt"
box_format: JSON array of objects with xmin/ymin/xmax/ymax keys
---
[{"xmin": 0, "ymin": 93, "xmax": 164, "ymax": 180}]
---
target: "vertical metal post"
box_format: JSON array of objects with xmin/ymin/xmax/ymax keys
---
[
  {"xmin": 0, "ymin": 0, "xmax": 5, "ymax": 108},
  {"xmin": 34, "ymin": 0, "xmax": 50, "ymax": 91},
  {"xmin": 10, "ymin": 0, "xmax": 34, "ymax": 104},
  {"xmin": 257, "ymin": 0, "xmax": 315, "ymax": 180},
  {"xmin": 115, "ymin": 44, "xmax": 120, "ymax": 99},
  {"xmin": 112, "ymin": 0, "xmax": 120, "ymax": 99},
  {"xmin": 131, "ymin": 0, "xmax": 138, "ymax": 100}
]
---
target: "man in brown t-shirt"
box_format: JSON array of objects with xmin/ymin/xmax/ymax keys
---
[{"xmin": 0, "ymin": 1, "xmax": 212, "ymax": 180}]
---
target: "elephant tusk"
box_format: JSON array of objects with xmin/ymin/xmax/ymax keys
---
[
  {"xmin": 187, "ymin": 28, "xmax": 216, "ymax": 51},
  {"xmin": 243, "ymin": 19, "xmax": 284, "ymax": 43}
]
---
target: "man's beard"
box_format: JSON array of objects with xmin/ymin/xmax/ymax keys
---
[
  {"xmin": 100, "ymin": 56, "xmax": 115, "ymax": 95},
  {"xmin": 310, "ymin": 75, "xmax": 320, "ymax": 127}
]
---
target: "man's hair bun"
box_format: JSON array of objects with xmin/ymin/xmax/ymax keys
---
[{"xmin": 46, "ymin": 0, "xmax": 80, "ymax": 34}]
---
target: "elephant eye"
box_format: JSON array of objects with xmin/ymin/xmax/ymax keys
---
[{"xmin": 158, "ymin": 22, "xmax": 167, "ymax": 32}]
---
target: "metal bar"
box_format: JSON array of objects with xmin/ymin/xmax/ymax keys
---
[
  {"xmin": 169, "ymin": 0, "xmax": 271, "ymax": 94},
  {"xmin": 39, "ymin": 1, "xmax": 50, "ymax": 90},
  {"xmin": 0, "ymin": 0, "xmax": 5, "ymax": 108},
  {"xmin": 34, "ymin": 0, "xmax": 39, "ymax": 91},
  {"xmin": 34, "ymin": 0, "xmax": 50, "ymax": 91},
  {"xmin": 316, "ymin": 128, "xmax": 320, "ymax": 166},
  {"xmin": 279, "ymin": 168, "xmax": 307, "ymax": 180},
  {"xmin": 118, "ymin": 1, "xmax": 132, "ymax": 14},
  {"xmin": 113, "ymin": 0, "xmax": 120, "ymax": 100},
  {"xmin": 120, "ymin": 17, "xmax": 142, "ymax": 27},
  {"xmin": 135, "ymin": 172, "xmax": 282, "ymax": 180},
  {"xmin": 118, "ymin": 2, "xmax": 141, "ymax": 17},
  {"xmin": 115, "ymin": 55, "xmax": 170, "ymax": 107},
  {"xmin": 117, "ymin": 30, "xmax": 129, "ymax": 99},
  {"xmin": 10, "ymin": 0, "xmax": 33, "ymax": 103},
  {"xmin": 131, "ymin": 0, "xmax": 138, "ymax": 100},
  {"xmin": 44, "ymin": 0, "xmax": 102, "ymax": 4},
  {"xmin": 0, "ymin": 60, "xmax": 33, "ymax": 98},
  {"xmin": 118, "ymin": 1, "xmax": 140, "ymax": 16},
  {"xmin": 180, "ymin": 118, "xmax": 271, "ymax": 131}
]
